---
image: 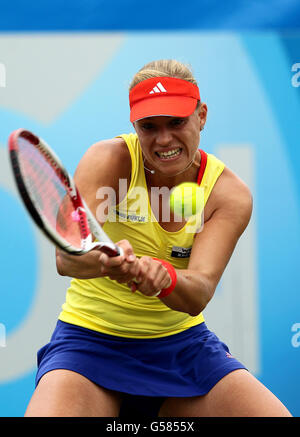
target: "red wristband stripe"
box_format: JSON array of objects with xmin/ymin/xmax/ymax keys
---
[{"xmin": 153, "ymin": 258, "xmax": 177, "ymax": 298}]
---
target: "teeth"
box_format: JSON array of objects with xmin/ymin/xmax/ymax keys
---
[{"xmin": 157, "ymin": 148, "xmax": 181, "ymax": 159}]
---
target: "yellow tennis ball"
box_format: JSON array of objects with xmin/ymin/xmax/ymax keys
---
[{"xmin": 170, "ymin": 182, "xmax": 203, "ymax": 218}]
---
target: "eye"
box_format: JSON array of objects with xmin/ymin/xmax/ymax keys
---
[
  {"xmin": 140, "ymin": 122, "xmax": 155, "ymax": 131},
  {"xmin": 170, "ymin": 118, "xmax": 185, "ymax": 127}
]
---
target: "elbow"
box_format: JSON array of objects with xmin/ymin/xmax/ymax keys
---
[
  {"xmin": 56, "ymin": 251, "xmax": 67, "ymax": 276},
  {"xmin": 187, "ymin": 284, "xmax": 214, "ymax": 317},
  {"xmin": 188, "ymin": 304, "xmax": 206, "ymax": 317},
  {"xmin": 56, "ymin": 262, "xmax": 66, "ymax": 277},
  {"xmin": 189, "ymin": 310, "xmax": 201, "ymax": 317},
  {"xmin": 187, "ymin": 299, "xmax": 208, "ymax": 317},
  {"xmin": 188, "ymin": 311, "xmax": 200, "ymax": 317},
  {"xmin": 56, "ymin": 265, "xmax": 67, "ymax": 277}
]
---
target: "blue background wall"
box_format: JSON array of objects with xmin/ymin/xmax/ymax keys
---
[{"xmin": 0, "ymin": 0, "xmax": 300, "ymax": 417}]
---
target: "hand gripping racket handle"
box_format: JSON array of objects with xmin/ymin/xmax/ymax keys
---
[{"xmin": 97, "ymin": 242, "xmax": 124, "ymax": 257}]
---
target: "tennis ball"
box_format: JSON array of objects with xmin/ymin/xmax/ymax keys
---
[{"xmin": 170, "ymin": 182, "xmax": 204, "ymax": 218}]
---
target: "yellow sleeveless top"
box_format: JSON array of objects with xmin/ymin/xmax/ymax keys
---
[{"xmin": 59, "ymin": 133, "xmax": 225, "ymax": 338}]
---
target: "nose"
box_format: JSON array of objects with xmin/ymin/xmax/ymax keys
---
[{"xmin": 156, "ymin": 127, "xmax": 173, "ymax": 147}]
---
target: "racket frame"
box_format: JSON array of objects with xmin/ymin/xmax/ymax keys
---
[{"xmin": 9, "ymin": 129, "xmax": 121, "ymax": 257}]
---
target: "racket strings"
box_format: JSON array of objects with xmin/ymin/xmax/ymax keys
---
[
  {"xmin": 18, "ymin": 137, "xmax": 83, "ymax": 249},
  {"xmin": 35, "ymin": 149, "xmax": 90, "ymax": 241}
]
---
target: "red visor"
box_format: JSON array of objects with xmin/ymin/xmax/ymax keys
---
[{"xmin": 129, "ymin": 77, "xmax": 200, "ymax": 122}]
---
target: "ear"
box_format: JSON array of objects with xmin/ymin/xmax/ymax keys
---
[{"xmin": 198, "ymin": 102, "xmax": 207, "ymax": 131}]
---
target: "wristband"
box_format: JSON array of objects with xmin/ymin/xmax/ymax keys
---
[{"xmin": 153, "ymin": 258, "xmax": 177, "ymax": 298}]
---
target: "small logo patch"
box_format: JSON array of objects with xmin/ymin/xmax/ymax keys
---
[
  {"xmin": 171, "ymin": 246, "xmax": 192, "ymax": 258},
  {"xmin": 149, "ymin": 82, "xmax": 167, "ymax": 94},
  {"xmin": 114, "ymin": 209, "xmax": 146, "ymax": 222},
  {"xmin": 226, "ymin": 352, "xmax": 234, "ymax": 359}
]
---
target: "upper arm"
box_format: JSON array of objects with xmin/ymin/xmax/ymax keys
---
[
  {"xmin": 188, "ymin": 167, "xmax": 253, "ymax": 292},
  {"xmin": 73, "ymin": 138, "xmax": 131, "ymax": 224}
]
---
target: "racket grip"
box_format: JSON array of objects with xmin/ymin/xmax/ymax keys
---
[{"xmin": 100, "ymin": 245, "xmax": 123, "ymax": 257}]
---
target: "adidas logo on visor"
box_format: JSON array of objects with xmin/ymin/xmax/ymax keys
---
[{"xmin": 149, "ymin": 82, "xmax": 167, "ymax": 94}]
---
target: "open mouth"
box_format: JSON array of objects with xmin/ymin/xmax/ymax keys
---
[{"xmin": 155, "ymin": 147, "xmax": 182, "ymax": 160}]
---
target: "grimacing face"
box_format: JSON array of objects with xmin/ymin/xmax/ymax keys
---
[{"xmin": 134, "ymin": 103, "xmax": 207, "ymax": 177}]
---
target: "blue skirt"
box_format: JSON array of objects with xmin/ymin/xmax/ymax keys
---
[{"xmin": 36, "ymin": 320, "xmax": 246, "ymax": 398}]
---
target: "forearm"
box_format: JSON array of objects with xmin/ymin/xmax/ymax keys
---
[
  {"xmin": 160, "ymin": 269, "xmax": 214, "ymax": 316},
  {"xmin": 56, "ymin": 249, "xmax": 104, "ymax": 279},
  {"xmin": 56, "ymin": 240, "xmax": 140, "ymax": 281}
]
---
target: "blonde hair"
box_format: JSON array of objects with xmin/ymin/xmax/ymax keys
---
[{"xmin": 129, "ymin": 59, "xmax": 198, "ymax": 90}]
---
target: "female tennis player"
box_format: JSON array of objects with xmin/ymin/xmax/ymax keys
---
[{"xmin": 25, "ymin": 60, "xmax": 291, "ymax": 417}]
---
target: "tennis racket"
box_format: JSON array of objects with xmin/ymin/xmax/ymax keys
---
[{"xmin": 8, "ymin": 129, "xmax": 122, "ymax": 257}]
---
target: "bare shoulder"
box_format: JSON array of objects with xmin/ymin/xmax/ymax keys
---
[
  {"xmin": 208, "ymin": 165, "xmax": 253, "ymax": 231},
  {"xmin": 74, "ymin": 137, "xmax": 131, "ymax": 192}
]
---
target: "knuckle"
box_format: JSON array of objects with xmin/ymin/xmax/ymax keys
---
[
  {"xmin": 117, "ymin": 239, "xmax": 127, "ymax": 245},
  {"xmin": 159, "ymin": 264, "xmax": 167, "ymax": 274},
  {"xmin": 139, "ymin": 261, "xmax": 149, "ymax": 273},
  {"xmin": 118, "ymin": 239, "xmax": 131, "ymax": 249},
  {"xmin": 121, "ymin": 263, "xmax": 130, "ymax": 274},
  {"xmin": 114, "ymin": 257, "xmax": 124, "ymax": 267},
  {"xmin": 100, "ymin": 267, "xmax": 108, "ymax": 276}
]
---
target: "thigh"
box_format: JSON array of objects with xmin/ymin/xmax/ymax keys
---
[
  {"xmin": 159, "ymin": 369, "xmax": 292, "ymax": 417},
  {"xmin": 25, "ymin": 369, "xmax": 122, "ymax": 417}
]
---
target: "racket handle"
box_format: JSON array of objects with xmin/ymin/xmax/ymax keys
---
[{"xmin": 100, "ymin": 244, "xmax": 123, "ymax": 257}]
